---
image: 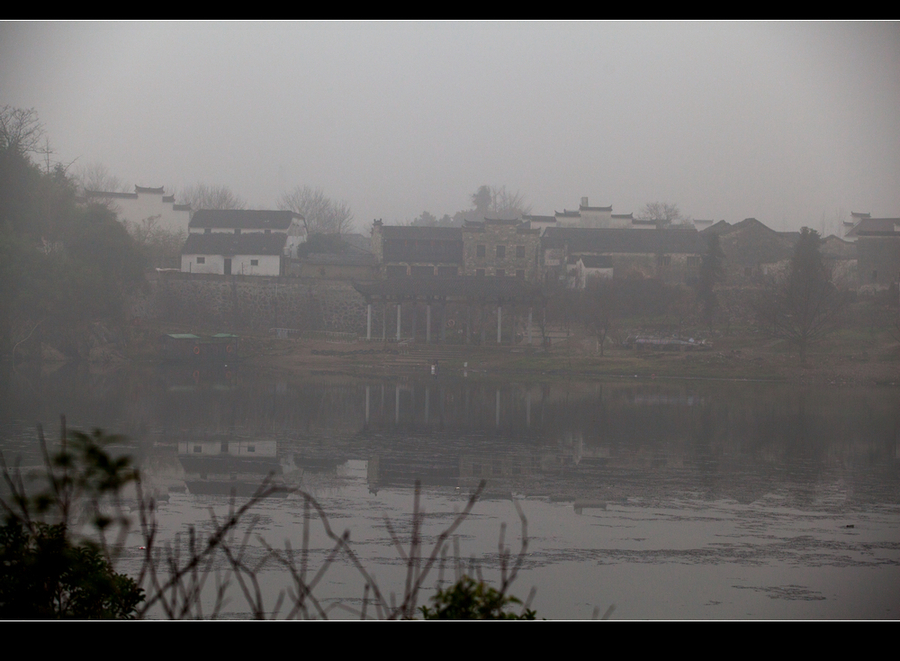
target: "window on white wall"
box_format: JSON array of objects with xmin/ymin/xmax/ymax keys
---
[
  {"xmin": 250, "ymin": 259, "xmax": 259, "ymax": 266},
  {"xmin": 197, "ymin": 257, "xmax": 205, "ymax": 264}
]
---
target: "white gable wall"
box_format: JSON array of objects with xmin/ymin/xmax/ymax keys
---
[{"xmin": 98, "ymin": 190, "xmax": 191, "ymax": 235}]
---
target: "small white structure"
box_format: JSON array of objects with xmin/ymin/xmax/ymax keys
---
[
  {"xmin": 181, "ymin": 209, "xmax": 305, "ymax": 276},
  {"xmin": 575, "ymin": 255, "xmax": 614, "ymax": 289},
  {"xmin": 84, "ymin": 185, "xmax": 191, "ymax": 235}
]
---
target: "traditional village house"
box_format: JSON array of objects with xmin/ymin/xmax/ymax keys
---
[
  {"xmin": 83, "ymin": 185, "xmax": 191, "ymax": 235},
  {"xmin": 181, "ymin": 209, "xmax": 304, "ymax": 276},
  {"xmin": 540, "ymin": 226, "xmax": 705, "ymax": 285},
  {"xmin": 365, "ymin": 219, "xmax": 544, "ymax": 346},
  {"xmin": 843, "ymin": 211, "xmax": 871, "ymax": 239},
  {"xmin": 370, "ymin": 221, "xmax": 464, "ymax": 278},
  {"xmin": 702, "ymin": 217, "xmax": 859, "ymax": 287},
  {"xmin": 700, "ymin": 217, "xmax": 797, "ymax": 282},
  {"xmin": 845, "ymin": 217, "xmax": 900, "ymax": 290}
]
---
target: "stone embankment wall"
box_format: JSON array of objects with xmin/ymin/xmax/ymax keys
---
[{"xmin": 131, "ymin": 272, "xmax": 379, "ymax": 334}]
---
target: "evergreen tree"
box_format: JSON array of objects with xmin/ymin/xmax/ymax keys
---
[
  {"xmin": 697, "ymin": 233, "xmax": 725, "ymax": 330},
  {"xmin": 768, "ymin": 228, "xmax": 846, "ymax": 363}
]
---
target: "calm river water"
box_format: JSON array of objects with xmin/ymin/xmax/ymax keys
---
[{"xmin": 2, "ymin": 361, "xmax": 898, "ymax": 619}]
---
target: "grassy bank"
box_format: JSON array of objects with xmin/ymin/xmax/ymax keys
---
[
  {"xmin": 119, "ymin": 310, "xmax": 899, "ymax": 386},
  {"xmin": 240, "ymin": 325, "xmax": 899, "ymax": 387}
]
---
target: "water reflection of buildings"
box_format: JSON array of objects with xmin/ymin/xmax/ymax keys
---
[
  {"xmin": 113, "ymin": 369, "xmax": 900, "ymax": 510},
  {"xmin": 177, "ymin": 439, "xmax": 285, "ymax": 496}
]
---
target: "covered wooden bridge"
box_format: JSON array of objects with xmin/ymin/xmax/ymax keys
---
[{"xmin": 353, "ymin": 277, "xmax": 547, "ymax": 346}]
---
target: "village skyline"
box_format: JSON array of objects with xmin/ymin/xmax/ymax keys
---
[{"xmin": 2, "ymin": 21, "xmax": 899, "ymax": 233}]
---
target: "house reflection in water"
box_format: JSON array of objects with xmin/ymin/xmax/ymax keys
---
[{"xmin": 177, "ymin": 439, "xmax": 285, "ymax": 497}]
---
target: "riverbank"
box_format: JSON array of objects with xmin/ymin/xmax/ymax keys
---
[{"xmin": 239, "ymin": 326, "xmax": 900, "ymax": 387}]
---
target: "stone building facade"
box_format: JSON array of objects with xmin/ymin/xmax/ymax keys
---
[
  {"xmin": 370, "ymin": 218, "xmax": 542, "ymax": 281},
  {"xmin": 850, "ymin": 218, "xmax": 900, "ymax": 290},
  {"xmin": 461, "ymin": 219, "xmax": 541, "ymax": 280}
]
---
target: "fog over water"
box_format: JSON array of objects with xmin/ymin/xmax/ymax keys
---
[
  {"xmin": 2, "ymin": 21, "xmax": 899, "ymax": 230},
  {"xmin": 1, "ymin": 364, "xmax": 897, "ymax": 619}
]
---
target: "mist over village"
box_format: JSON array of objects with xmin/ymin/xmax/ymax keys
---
[{"xmin": 0, "ymin": 21, "xmax": 898, "ymax": 620}]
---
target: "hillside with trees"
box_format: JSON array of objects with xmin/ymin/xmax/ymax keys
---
[{"xmin": 0, "ymin": 107, "xmax": 146, "ymax": 361}]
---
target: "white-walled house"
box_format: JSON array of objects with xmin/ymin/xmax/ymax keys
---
[
  {"xmin": 181, "ymin": 209, "xmax": 305, "ymax": 276},
  {"xmin": 181, "ymin": 232, "xmax": 288, "ymax": 276},
  {"xmin": 84, "ymin": 185, "xmax": 192, "ymax": 235}
]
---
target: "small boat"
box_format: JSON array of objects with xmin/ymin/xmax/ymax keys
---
[{"xmin": 158, "ymin": 333, "xmax": 240, "ymax": 362}]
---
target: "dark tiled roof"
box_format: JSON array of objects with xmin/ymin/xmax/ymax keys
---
[
  {"xmin": 189, "ymin": 210, "xmax": 301, "ymax": 231},
  {"xmin": 542, "ymin": 227, "xmax": 704, "ymax": 254},
  {"xmin": 305, "ymin": 253, "xmax": 377, "ymax": 266},
  {"xmin": 729, "ymin": 218, "xmax": 778, "ymax": 234},
  {"xmin": 380, "ymin": 226, "xmax": 463, "ymax": 240},
  {"xmin": 380, "ymin": 226, "xmax": 463, "ymax": 263},
  {"xmin": 85, "ymin": 190, "xmax": 138, "ymax": 200},
  {"xmin": 700, "ymin": 220, "xmax": 731, "ymax": 234},
  {"xmin": 341, "ymin": 233, "xmax": 373, "ymax": 253},
  {"xmin": 580, "ymin": 255, "xmax": 613, "ymax": 268},
  {"xmin": 135, "ymin": 185, "xmax": 166, "ymax": 194},
  {"xmin": 580, "ymin": 204, "xmax": 612, "ymax": 212},
  {"xmin": 182, "ymin": 232, "xmax": 287, "ymax": 256}
]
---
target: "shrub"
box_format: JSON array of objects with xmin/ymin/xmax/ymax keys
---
[
  {"xmin": 420, "ymin": 575, "xmax": 536, "ymax": 620},
  {"xmin": 1, "ymin": 418, "xmax": 536, "ymax": 620},
  {"xmin": 0, "ymin": 423, "xmax": 143, "ymax": 618}
]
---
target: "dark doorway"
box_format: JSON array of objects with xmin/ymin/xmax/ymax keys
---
[{"xmin": 224, "ymin": 258, "xmax": 232, "ymax": 275}]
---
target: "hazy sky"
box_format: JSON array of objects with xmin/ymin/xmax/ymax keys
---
[{"xmin": 2, "ymin": 21, "xmax": 899, "ymax": 233}]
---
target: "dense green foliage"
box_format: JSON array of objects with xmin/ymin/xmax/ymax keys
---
[
  {"xmin": 0, "ymin": 107, "xmax": 146, "ymax": 357},
  {"xmin": 0, "ymin": 425, "xmax": 144, "ymax": 619},
  {"xmin": 0, "ymin": 520, "xmax": 143, "ymax": 619},
  {"xmin": 419, "ymin": 575, "xmax": 536, "ymax": 620}
]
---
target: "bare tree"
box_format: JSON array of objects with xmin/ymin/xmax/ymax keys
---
[
  {"xmin": 75, "ymin": 163, "xmax": 130, "ymax": 212},
  {"xmin": 278, "ymin": 185, "xmax": 354, "ymax": 235},
  {"xmin": 178, "ymin": 183, "xmax": 246, "ymax": 212},
  {"xmin": 75, "ymin": 162, "xmax": 128, "ymax": 195},
  {"xmin": 638, "ymin": 202, "xmax": 692, "ymax": 228},
  {"xmin": 0, "ymin": 106, "xmax": 44, "ymax": 155},
  {"xmin": 127, "ymin": 216, "xmax": 186, "ymax": 269},
  {"xmin": 470, "ymin": 185, "xmax": 532, "ymax": 219},
  {"xmin": 488, "ymin": 186, "xmax": 532, "ymax": 218}
]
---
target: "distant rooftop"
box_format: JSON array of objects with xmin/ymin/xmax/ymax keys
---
[
  {"xmin": 189, "ymin": 209, "xmax": 302, "ymax": 231},
  {"xmin": 182, "ymin": 232, "xmax": 288, "ymax": 255}
]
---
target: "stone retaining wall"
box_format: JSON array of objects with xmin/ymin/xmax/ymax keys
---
[{"xmin": 131, "ymin": 272, "xmax": 377, "ymax": 333}]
